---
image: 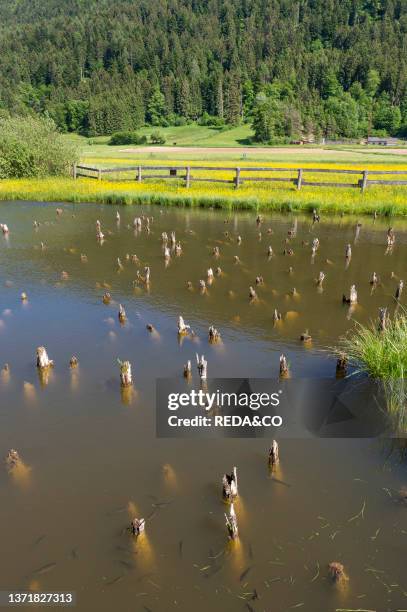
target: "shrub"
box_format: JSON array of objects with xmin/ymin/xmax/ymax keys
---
[
  {"xmin": 198, "ymin": 112, "xmax": 225, "ymax": 127},
  {"xmin": 0, "ymin": 115, "xmax": 78, "ymax": 178},
  {"xmin": 109, "ymin": 131, "xmax": 147, "ymax": 145},
  {"xmin": 150, "ymin": 130, "xmax": 166, "ymax": 145},
  {"xmin": 167, "ymin": 113, "xmax": 187, "ymax": 126}
]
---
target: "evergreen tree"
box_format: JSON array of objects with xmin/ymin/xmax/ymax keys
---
[{"xmin": 146, "ymin": 87, "xmax": 167, "ymax": 125}]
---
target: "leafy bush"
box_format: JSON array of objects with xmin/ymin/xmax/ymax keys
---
[
  {"xmin": 167, "ymin": 114, "xmax": 187, "ymax": 126},
  {"xmin": 109, "ymin": 131, "xmax": 147, "ymax": 145},
  {"xmin": 198, "ymin": 112, "xmax": 225, "ymax": 127},
  {"xmin": 0, "ymin": 115, "xmax": 78, "ymax": 178},
  {"xmin": 150, "ymin": 130, "xmax": 166, "ymax": 145}
]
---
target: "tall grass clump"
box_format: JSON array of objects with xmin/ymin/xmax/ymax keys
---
[
  {"xmin": 338, "ymin": 313, "xmax": 407, "ymax": 432},
  {"xmin": 0, "ymin": 116, "xmax": 78, "ymax": 178}
]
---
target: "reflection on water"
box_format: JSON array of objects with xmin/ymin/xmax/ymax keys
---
[{"xmin": 0, "ymin": 201, "xmax": 406, "ymax": 611}]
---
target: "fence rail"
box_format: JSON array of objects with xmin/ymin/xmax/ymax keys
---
[{"xmin": 73, "ymin": 164, "xmax": 407, "ymax": 193}]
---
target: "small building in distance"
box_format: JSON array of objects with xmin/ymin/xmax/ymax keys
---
[{"xmin": 365, "ymin": 136, "xmax": 401, "ymax": 146}]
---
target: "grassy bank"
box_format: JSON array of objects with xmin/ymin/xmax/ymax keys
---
[
  {"xmin": 1, "ymin": 163, "xmax": 407, "ymax": 216},
  {"xmin": 2, "ymin": 137, "xmax": 407, "ymax": 215}
]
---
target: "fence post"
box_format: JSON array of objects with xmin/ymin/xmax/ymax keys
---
[
  {"xmin": 297, "ymin": 168, "xmax": 303, "ymax": 190},
  {"xmin": 186, "ymin": 166, "xmax": 191, "ymax": 188},
  {"xmin": 235, "ymin": 167, "xmax": 241, "ymax": 189},
  {"xmin": 361, "ymin": 170, "xmax": 368, "ymax": 193},
  {"xmin": 73, "ymin": 163, "xmax": 77, "ymax": 180},
  {"xmin": 137, "ymin": 166, "xmax": 142, "ymax": 182},
  {"xmin": 98, "ymin": 168, "xmax": 102, "ymax": 181}
]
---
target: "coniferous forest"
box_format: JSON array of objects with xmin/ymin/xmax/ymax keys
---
[{"xmin": 1, "ymin": 0, "xmax": 407, "ymax": 141}]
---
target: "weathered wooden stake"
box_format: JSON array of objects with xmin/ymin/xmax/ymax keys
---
[
  {"xmin": 36, "ymin": 346, "xmax": 53, "ymax": 369},
  {"xmin": 249, "ymin": 286, "xmax": 257, "ymax": 300},
  {"xmin": 186, "ymin": 166, "xmax": 191, "ymax": 188},
  {"xmin": 361, "ymin": 170, "xmax": 368, "ymax": 192},
  {"xmin": 297, "ymin": 168, "xmax": 303, "ymax": 190},
  {"xmin": 131, "ymin": 517, "xmax": 145, "ymax": 537},
  {"xmin": 183, "ymin": 360, "xmax": 192, "ymax": 378},
  {"xmin": 273, "ymin": 309, "xmax": 282, "ymax": 323},
  {"xmin": 5, "ymin": 449, "xmax": 20, "ymax": 470},
  {"xmin": 118, "ymin": 359, "xmax": 133, "ymax": 387},
  {"xmin": 225, "ymin": 503, "xmax": 238, "ymax": 539},
  {"xmin": 336, "ymin": 353, "xmax": 348, "ymax": 378},
  {"xmin": 378, "ymin": 307, "xmax": 387, "ymax": 331},
  {"xmin": 222, "ymin": 466, "xmax": 238, "ymax": 501},
  {"xmin": 235, "ymin": 167, "xmax": 241, "ymax": 189},
  {"xmin": 208, "ymin": 325, "xmax": 221, "ymax": 343},
  {"xmin": 118, "ymin": 304, "xmax": 127, "ymax": 323},
  {"xmin": 387, "ymin": 227, "xmax": 396, "ymax": 247},
  {"xmin": 196, "ymin": 354, "xmax": 208, "ymax": 380},
  {"xmin": 300, "ymin": 330, "xmax": 312, "ymax": 343},
  {"xmin": 268, "ymin": 440, "xmax": 279, "ymax": 467},
  {"xmin": 144, "ymin": 266, "xmax": 151, "ymax": 284},
  {"xmin": 96, "ymin": 220, "xmax": 104, "ymax": 241},
  {"xmin": 69, "ymin": 356, "xmax": 79, "ymax": 368},
  {"xmin": 178, "ymin": 316, "xmax": 190, "ymax": 335},
  {"xmin": 328, "ymin": 561, "xmax": 346, "ymax": 582},
  {"xmin": 279, "ymin": 354, "xmax": 289, "ymax": 378},
  {"xmin": 342, "ymin": 284, "xmax": 357, "ymax": 304},
  {"xmin": 395, "ymin": 279, "xmax": 404, "ymax": 300},
  {"xmin": 137, "ymin": 166, "xmax": 142, "ymax": 182}
]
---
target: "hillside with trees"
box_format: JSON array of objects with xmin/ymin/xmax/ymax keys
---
[{"xmin": 0, "ymin": 0, "xmax": 406, "ymax": 142}]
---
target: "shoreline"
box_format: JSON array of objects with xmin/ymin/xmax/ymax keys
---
[{"xmin": 1, "ymin": 177, "xmax": 407, "ymax": 217}]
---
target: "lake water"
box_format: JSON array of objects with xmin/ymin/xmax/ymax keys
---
[{"xmin": 0, "ymin": 201, "xmax": 406, "ymax": 612}]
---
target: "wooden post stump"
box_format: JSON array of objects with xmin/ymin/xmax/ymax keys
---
[
  {"xmin": 297, "ymin": 169, "xmax": 303, "ymax": 190},
  {"xmin": 361, "ymin": 170, "xmax": 368, "ymax": 192},
  {"xmin": 235, "ymin": 167, "xmax": 241, "ymax": 189}
]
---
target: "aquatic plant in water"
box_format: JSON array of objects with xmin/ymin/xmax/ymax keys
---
[{"xmin": 338, "ymin": 312, "xmax": 407, "ymax": 432}]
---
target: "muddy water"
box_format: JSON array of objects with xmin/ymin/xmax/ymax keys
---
[{"xmin": 0, "ymin": 201, "xmax": 406, "ymax": 612}]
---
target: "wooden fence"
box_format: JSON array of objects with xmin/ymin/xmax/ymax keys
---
[{"xmin": 73, "ymin": 164, "xmax": 407, "ymax": 193}]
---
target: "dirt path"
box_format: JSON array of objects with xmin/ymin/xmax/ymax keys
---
[{"xmin": 120, "ymin": 145, "xmax": 407, "ymax": 156}]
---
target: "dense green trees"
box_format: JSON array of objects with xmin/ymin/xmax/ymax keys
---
[{"xmin": 0, "ymin": 0, "xmax": 406, "ymax": 140}]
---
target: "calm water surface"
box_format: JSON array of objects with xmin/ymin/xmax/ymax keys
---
[{"xmin": 0, "ymin": 201, "xmax": 406, "ymax": 612}]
